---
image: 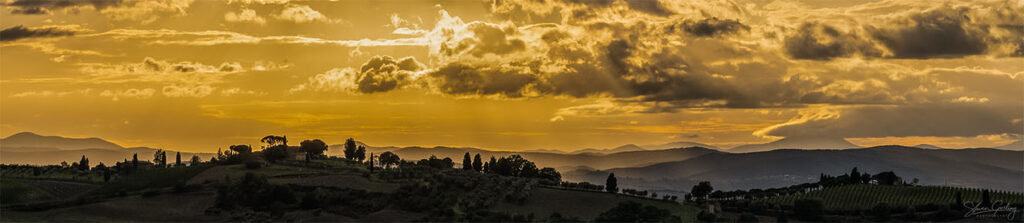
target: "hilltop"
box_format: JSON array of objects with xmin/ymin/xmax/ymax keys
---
[
  {"xmin": 728, "ymin": 136, "xmax": 860, "ymax": 153},
  {"xmin": 0, "ymin": 132, "xmax": 213, "ymax": 166},
  {"xmin": 332, "ymin": 143, "xmax": 721, "ymax": 171},
  {"xmin": 568, "ymin": 146, "xmax": 1024, "ymax": 193},
  {"xmin": 1, "ymin": 132, "xmax": 123, "ymax": 151}
]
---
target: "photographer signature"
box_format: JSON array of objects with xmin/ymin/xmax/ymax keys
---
[{"xmin": 964, "ymin": 201, "xmax": 1020, "ymax": 221}]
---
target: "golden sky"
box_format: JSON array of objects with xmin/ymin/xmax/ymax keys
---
[{"xmin": 1, "ymin": 0, "xmax": 1022, "ymax": 152}]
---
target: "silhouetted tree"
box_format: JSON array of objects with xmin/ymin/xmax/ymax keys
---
[
  {"xmin": 355, "ymin": 145, "xmax": 366, "ymax": 162},
  {"xmin": 472, "ymin": 154, "xmax": 483, "ymax": 171},
  {"xmin": 263, "ymin": 145, "xmax": 288, "ymax": 163},
  {"xmin": 538, "ymin": 167, "xmax": 561, "ymax": 183},
  {"xmin": 487, "ymin": 156, "xmax": 497, "ymax": 173},
  {"xmin": 131, "ymin": 153, "xmax": 138, "ymax": 171},
  {"xmin": 690, "ymin": 181, "xmax": 713, "ymax": 201},
  {"xmin": 260, "ymin": 135, "xmax": 288, "ymax": 147},
  {"xmin": 379, "ymin": 151, "xmax": 400, "ymax": 169},
  {"xmin": 102, "ymin": 168, "xmax": 112, "ymax": 182},
  {"xmin": 78, "ymin": 155, "xmax": 90, "ymax": 171},
  {"xmin": 215, "ymin": 172, "xmax": 296, "ymax": 211},
  {"xmin": 153, "ymin": 149, "xmax": 167, "ymax": 167},
  {"xmin": 343, "ymin": 138, "xmax": 358, "ymax": 160},
  {"xmin": 872, "ymin": 171, "xmax": 901, "ymax": 185},
  {"xmin": 229, "ymin": 145, "xmax": 252, "ymax": 154},
  {"xmin": 190, "ymin": 155, "xmax": 201, "ymax": 166},
  {"xmin": 299, "ymin": 139, "xmax": 328, "ymax": 158},
  {"xmin": 93, "ymin": 162, "xmax": 109, "ymax": 181},
  {"xmin": 850, "ymin": 167, "xmax": 861, "ymax": 184},
  {"xmin": 490, "ymin": 155, "xmax": 538, "ymax": 176},
  {"xmin": 417, "ymin": 155, "xmax": 454, "ymax": 169},
  {"xmin": 606, "ymin": 173, "xmax": 618, "ymax": 193},
  {"xmin": 368, "ymin": 152, "xmax": 375, "ymax": 173},
  {"xmin": 175, "ymin": 152, "xmax": 182, "ymax": 167},
  {"xmin": 462, "ymin": 152, "xmax": 473, "ymax": 170}
]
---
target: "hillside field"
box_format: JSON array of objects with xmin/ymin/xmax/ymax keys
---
[
  {"xmin": 496, "ymin": 187, "xmax": 700, "ymax": 221},
  {"xmin": 757, "ymin": 184, "xmax": 1024, "ymax": 210}
]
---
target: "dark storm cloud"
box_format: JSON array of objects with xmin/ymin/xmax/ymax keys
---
[
  {"xmin": 785, "ymin": 6, "xmax": 1024, "ymax": 60},
  {"xmin": 562, "ymin": 0, "xmax": 672, "ymax": 16},
  {"xmin": 6, "ymin": 0, "xmax": 123, "ymax": 14},
  {"xmin": 761, "ymin": 104, "xmax": 1024, "ymax": 138},
  {"xmin": 438, "ymin": 22, "xmax": 526, "ymax": 58},
  {"xmin": 0, "ymin": 25, "xmax": 77, "ymax": 42},
  {"xmin": 426, "ymin": 63, "xmax": 537, "ymax": 97},
  {"xmin": 783, "ymin": 23, "xmax": 880, "ymax": 60},
  {"xmin": 866, "ymin": 8, "xmax": 991, "ymax": 59},
  {"xmin": 622, "ymin": 0, "xmax": 672, "ymax": 16},
  {"xmin": 672, "ymin": 18, "xmax": 749, "ymax": 37}
]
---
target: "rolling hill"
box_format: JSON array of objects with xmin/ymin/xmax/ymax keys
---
[
  {"xmin": 0, "ymin": 132, "xmax": 213, "ymax": 166},
  {"xmin": 996, "ymin": 140, "xmax": 1023, "ymax": 151},
  {"xmin": 330, "ymin": 143, "xmax": 721, "ymax": 171},
  {"xmin": 567, "ymin": 146, "xmax": 1024, "ymax": 193},
  {"xmin": 570, "ymin": 144, "xmax": 646, "ymax": 154},
  {"xmin": 727, "ymin": 136, "xmax": 860, "ymax": 153},
  {"xmin": 0, "ymin": 132, "xmax": 123, "ymax": 151},
  {"xmin": 641, "ymin": 141, "xmax": 720, "ymax": 151}
]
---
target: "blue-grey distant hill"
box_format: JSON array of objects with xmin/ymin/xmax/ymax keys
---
[
  {"xmin": 566, "ymin": 146, "xmax": 1024, "ymax": 193},
  {"xmin": 0, "ymin": 132, "xmax": 213, "ymax": 166}
]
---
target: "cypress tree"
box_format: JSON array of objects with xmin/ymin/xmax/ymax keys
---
[
  {"xmin": 606, "ymin": 173, "xmax": 618, "ymax": 193},
  {"xmin": 462, "ymin": 152, "xmax": 473, "ymax": 170},
  {"xmin": 472, "ymin": 154, "xmax": 483, "ymax": 171}
]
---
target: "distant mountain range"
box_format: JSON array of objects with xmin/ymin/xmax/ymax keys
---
[
  {"xmin": 727, "ymin": 136, "xmax": 860, "ymax": 153},
  {"xmin": 4, "ymin": 132, "xmax": 1021, "ymax": 194},
  {"xmin": 329, "ymin": 142, "xmax": 720, "ymax": 170},
  {"xmin": 911, "ymin": 144, "xmax": 945, "ymax": 149},
  {"xmin": 566, "ymin": 146, "xmax": 1024, "ymax": 193},
  {"xmin": 560, "ymin": 141, "xmax": 720, "ymax": 155},
  {"xmin": 1, "ymin": 132, "xmax": 123, "ymax": 151},
  {"xmin": 995, "ymin": 140, "xmax": 1023, "ymax": 151},
  {"xmin": 0, "ymin": 132, "xmax": 213, "ymax": 166}
]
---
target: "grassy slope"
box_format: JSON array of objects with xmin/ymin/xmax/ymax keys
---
[
  {"xmin": 496, "ymin": 187, "xmax": 700, "ymax": 221},
  {"xmin": 91, "ymin": 165, "xmax": 211, "ymax": 195},
  {"xmin": 6, "ymin": 160, "xmax": 696, "ymax": 222},
  {"xmin": 186, "ymin": 163, "xmax": 399, "ymax": 193},
  {"xmin": 1, "ymin": 191, "xmax": 222, "ymax": 222},
  {"xmin": 1, "ymin": 167, "xmax": 106, "ymax": 183},
  {"xmin": 1, "ymin": 179, "xmax": 54, "ymax": 204},
  {"xmin": 759, "ymin": 185, "xmax": 1024, "ymax": 210}
]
